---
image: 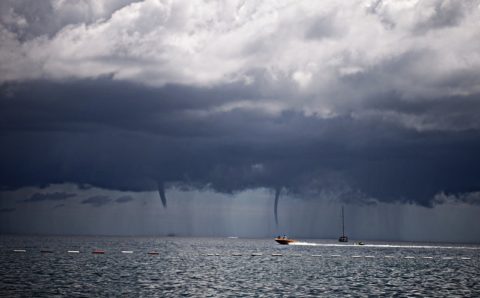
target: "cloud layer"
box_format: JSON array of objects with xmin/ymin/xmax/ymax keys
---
[
  {"xmin": 1, "ymin": 0, "xmax": 480, "ymax": 130},
  {"xmin": 23, "ymin": 192, "xmax": 76, "ymax": 203},
  {"xmin": 1, "ymin": 0, "xmax": 480, "ymax": 208}
]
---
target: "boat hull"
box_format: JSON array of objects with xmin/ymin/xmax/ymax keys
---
[{"xmin": 275, "ymin": 238, "xmax": 296, "ymax": 245}]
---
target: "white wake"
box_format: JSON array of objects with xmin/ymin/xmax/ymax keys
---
[
  {"xmin": 289, "ymin": 242, "xmax": 319, "ymax": 246},
  {"xmin": 289, "ymin": 242, "xmax": 479, "ymax": 250}
]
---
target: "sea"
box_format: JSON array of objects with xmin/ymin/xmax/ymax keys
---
[{"xmin": 0, "ymin": 235, "xmax": 479, "ymax": 297}]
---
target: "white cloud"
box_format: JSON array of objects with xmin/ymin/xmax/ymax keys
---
[{"xmin": 1, "ymin": 0, "xmax": 480, "ymax": 129}]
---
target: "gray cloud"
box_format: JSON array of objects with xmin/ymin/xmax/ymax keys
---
[
  {"xmin": 367, "ymin": 0, "xmax": 475, "ymax": 32},
  {"xmin": 433, "ymin": 191, "xmax": 480, "ymax": 205},
  {"xmin": 115, "ymin": 196, "xmax": 133, "ymax": 203},
  {"xmin": 0, "ymin": 1, "xmax": 479, "ymax": 210},
  {"xmin": 0, "ymin": 0, "xmax": 138, "ymax": 40},
  {"xmin": 81, "ymin": 196, "xmax": 111, "ymax": 207},
  {"xmin": 23, "ymin": 192, "xmax": 76, "ymax": 203}
]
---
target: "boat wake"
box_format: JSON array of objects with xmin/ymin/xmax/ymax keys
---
[
  {"xmin": 289, "ymin": 242, "xmax": 320, "ymax": 246},
  {"xmin": 289, "ymin": 242, "xmax": 479, "ymax": 250},
  {"xmin": 357, "ymin": 244, "xmax": 480, "ymax": 250}
]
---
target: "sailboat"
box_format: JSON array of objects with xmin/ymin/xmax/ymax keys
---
[{"xmin": 338, "ymin": 206, "xmax": 348, "ymax": 242}]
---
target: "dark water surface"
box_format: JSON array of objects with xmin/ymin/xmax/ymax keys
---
[{"xmin": 0, "ymin": 236, "xmax": 479, "ymax": 297}]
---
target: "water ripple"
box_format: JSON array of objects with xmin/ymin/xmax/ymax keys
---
[{"xmin": 0, "ymin": 236, "xmax": 479, "ymax": 297}]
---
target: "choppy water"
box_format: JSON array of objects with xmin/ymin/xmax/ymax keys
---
[{"xmin": 1, "ymin": 236, "xmax": 479, "ymax": 297}]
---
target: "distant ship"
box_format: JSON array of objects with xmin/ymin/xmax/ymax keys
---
[
  {"xmin": 274, "ymin": 236, "xmax": 296, "ymax": 245},
  {"xmin": 338, "ymin": 206, "xmax": 348, "ymax": 242}
]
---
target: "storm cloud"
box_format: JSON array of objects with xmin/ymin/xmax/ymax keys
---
[
  {"xmin": 2, "ymin": 79, "xmax": 479, "ymax": 207},
  {"xmin": 1, "ymin": 0, "xmax": 480, "ymax": 210},
  {"xmin": 116, "ymin": 196, "xmax": 134, "ymax": 203},
  {"xmin": 23, "ymin": 192, "xmax": 76, "ymax": 203},
  {"xmin": 0, "ymin": 208, "xmax": 15, "ymax": 213},
  {"xmin": 81, "ymin": 195, "xmax": 112, "ymax": 207}
]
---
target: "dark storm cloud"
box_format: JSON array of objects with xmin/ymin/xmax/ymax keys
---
[
  {"xmin": 0, "ymin": 208, "xmax": 15, "ymax": 213},
  {"xmin": 1, "ymin": 79, "xmax": 480, "ymax": 207},
  {"xmin": 81, "ymin": 196, "xmax": 111, "ymax": 207},
  {"xmin": 115, "ymin": 196, "xmax": 134, "ymax": 203},
  {"xmin": 1, "ymin": 0, "xmax": 480, "ymax": 210},
  {"xmin": 0, "ymin": 78, "xmax": 256, "ymax": 135},
  {"xmin": 22, "ymin": 192, "xmax": 76, "ymax": 203}
]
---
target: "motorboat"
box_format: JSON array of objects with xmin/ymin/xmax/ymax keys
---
[{"xmin": 274, "ymin": 236, "xmax": 296, "ymax": 245}]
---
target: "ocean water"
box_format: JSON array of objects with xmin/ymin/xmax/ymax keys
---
[{"xmin": 0, "ymin": 236, "xmax": 479, "ymax": 297}]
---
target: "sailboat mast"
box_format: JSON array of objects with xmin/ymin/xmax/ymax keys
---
[{"xmin": 338, "ymin": 206, "xmax": 348, "ymax": 242}]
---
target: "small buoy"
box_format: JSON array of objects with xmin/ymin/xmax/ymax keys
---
[
  {"xmin": 92, "ymin": 250, "xmax": 105, "ymax": 254},
  {"xmin": 67, "ymin": 250, "xmax": 80, "ymax": 253},
  {"xmin": 147, "ymin": 251, "xmax": 159, "ymax": 255},
  {"xmin": 251, "ymin": 253, "xmax": 263, "ymax": 256},
  {"xmin": 384, "ymin": 255, "xmax": 395, "ymax": 258},
  {"xmin": 422, "ymin": 256, "xmax": 433, "ymax": 259},
  {"xmin": 442, "ymin": 257, "xmax": 453, "ymax": 260},
  {"xmin": 121, "ymin": 251, "xmax": 133, "ymax": 254},
  {"xmin": 206, "ymin": 253, "xmax": 214, "ymax": 256},
  {"xmin": 404, "ymin": 256, "xmax": 415, "ymax": 259},
  {"xmin": 330, "ymin": 254, "xmax": 341, "ymax": 257},
  {"xmin": 13, "ymin": 249, "xmax": 26, "ymax": 253}
]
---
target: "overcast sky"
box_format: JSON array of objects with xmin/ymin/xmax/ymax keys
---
[{"xmin": 1, "ymin": 0, "xmax": 480, "ymax": 242}]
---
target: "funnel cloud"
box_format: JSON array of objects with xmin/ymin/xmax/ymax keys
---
[
  {"xmin": 157, "ymin": 181, "xmax": 167, "ymax": 208},
  {"xmin": 274, "ymin": 187, "xmax": 281, "ymax": 226}
]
